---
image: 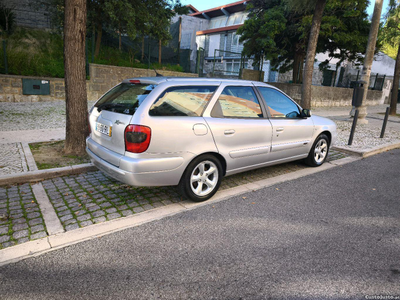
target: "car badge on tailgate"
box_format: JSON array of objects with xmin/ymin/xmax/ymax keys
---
[{"xmin": 115, "ymin": 120, "xmax": 125, "ymax": 125}]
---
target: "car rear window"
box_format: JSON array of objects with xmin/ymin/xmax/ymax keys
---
[
  {"xmin": 149, "ymin": 86, "xmax": 217, "ymax": 117},
  {"xmin": 95, "ymin": 83, "xmax": 156, "ymax": 115}
]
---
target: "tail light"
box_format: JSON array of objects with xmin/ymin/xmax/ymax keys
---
[{"xmin": 125, "ymin": 125, "xmax": 151, "ymax": 153}]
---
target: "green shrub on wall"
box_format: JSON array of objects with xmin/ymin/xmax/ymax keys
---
[
  {"xmin": 0, "ymin": 27, "xmax": 185, "ymax": 78},
  {"xmin": 0, "ymin": 27, "xmax": 65, "ymax": 77}
]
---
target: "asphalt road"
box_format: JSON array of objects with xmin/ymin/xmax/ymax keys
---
[{"xmin": 1, "ymin": 150, "xmax": 400, "ymax": 300}]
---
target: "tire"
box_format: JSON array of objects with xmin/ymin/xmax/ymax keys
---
[
  {"xmin": 178, "ymin": 155, "xmax": 223, "ymax": 202},
  {"xmin": 305, "ymin": 134, "xmax": 330, "ymax": 167}
]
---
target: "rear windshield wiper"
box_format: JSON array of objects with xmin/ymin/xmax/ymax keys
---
[{"xmin": 97, "ymin": 103, "xmax": 126, "ymax": 112}]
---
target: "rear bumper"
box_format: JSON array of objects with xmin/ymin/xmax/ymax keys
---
[{"xmin": 86, "ymin": 138, "xmax": 186, "ymax": 187}]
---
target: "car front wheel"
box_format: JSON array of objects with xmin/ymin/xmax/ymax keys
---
[
  {"xmin": 178, "ymin": 155, "xmax": 222, "ymax": 202},
  {"xmin": 305, "ymin": 134, "xmax": 329, "ymax": 167}
]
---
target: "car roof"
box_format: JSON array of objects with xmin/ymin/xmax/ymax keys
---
[{"xmin": 121, "ymin": 77, "xmax": 274, "ymax": 87}]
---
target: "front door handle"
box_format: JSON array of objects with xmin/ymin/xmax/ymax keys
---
[
  {"xmin": 224, "ymin": 129, "xmax": 235, "ymax": 135},
  {"xmin": 276, "ymin": 127, "xmax": 284, "ymax": 132}
]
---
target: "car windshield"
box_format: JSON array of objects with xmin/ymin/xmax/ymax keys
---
[{"xmin": 95, "ymin": 83, "xmax": 156, "ymax": 115}]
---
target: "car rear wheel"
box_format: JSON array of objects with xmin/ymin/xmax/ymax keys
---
[
  {"xmin": 305, "ymin": 134, "xmax": 329, "ymax": 167},
  {"xmin": 178, "ymin": 155, "xmax": 222, "ymax": 202}
]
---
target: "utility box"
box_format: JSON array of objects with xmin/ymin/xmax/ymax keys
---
[
  {"xmin": 352, "ymin": 82, "xmax": 364, "ymax": 107},
  {"xmin": 22, "ymin": 79, "xmax": 50, "ymax": 95}
]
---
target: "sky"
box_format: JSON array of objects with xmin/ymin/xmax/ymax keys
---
[{"xmin": 183, "ymin": 0, "xmax": 390, "ymax": 18}]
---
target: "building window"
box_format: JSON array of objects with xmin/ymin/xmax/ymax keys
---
[
  {"xmin": 209, "ymin": 16, "xmax": 227, "ymax": 29},
  {"xmin": 226, "ymin": 13, "xmax": 247, "ymax": 26},
  {"xmin": 231, "ymin": 33, "xmax": 243, "ymax": 54},
  {"xmin": 232, "ymin": 33, "xmax": 243, "ymax": 48},
  {"xmin": 225, "ymin": 59, "xmax": 241, "ymax": 75}
]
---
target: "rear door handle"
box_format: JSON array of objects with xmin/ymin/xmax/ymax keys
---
[
  {"xmin": 224, "ymin": 129, "xmax": 235, "ymax": 135},
  {"xmin": 276, "ymin": 127, "xmax": 284, "ymax": 132}
]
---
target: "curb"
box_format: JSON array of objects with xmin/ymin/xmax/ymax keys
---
[
  {"xmin": 0, "ymin": 156, "xmax": 361, "ymax": 267},
  {"xmin": 0, "ymin": 163, "xmax": 97, "ymax": 186},
  {"xmin": 2, "ymin": 141, "xmax": 399, "ymax": 187},
  {"xmin": 333, "ymin": 142, "xmax": 400, "ymax": 158}
]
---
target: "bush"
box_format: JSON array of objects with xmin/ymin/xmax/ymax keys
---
[
  {"xmin": 0, "ymin": 27, "xmax": 65, "ymax": 77},
  {"xmin": 0, "ymin": 27, "xmax": 186, "ymax": 78}
]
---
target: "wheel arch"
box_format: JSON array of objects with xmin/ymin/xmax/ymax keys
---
[
  {"xmin": 184, "ymin": 152, "xmax": 227, "ymax": 177},
  {"xmin": 320, "ymin": 130, "xmax": 332, "ymax": 146}
]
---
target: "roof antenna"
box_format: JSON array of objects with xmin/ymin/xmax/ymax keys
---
[{"xmin": 153, "ymin": 67, "xmax": 163, "ymax": 77}]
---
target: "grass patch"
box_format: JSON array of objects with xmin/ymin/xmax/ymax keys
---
[{"xmin": 29, "ymin": 140, "xmax": 90, "ymax": 170}]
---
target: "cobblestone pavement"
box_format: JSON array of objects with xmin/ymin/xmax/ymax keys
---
[
  {"xmin": 0, "ymin": 101, "xmax": 95, "ymax": 131},
  {"xmin": 0, "ymin": 149, "xmax": 348, "ymax": 250},
  {"xmin": 333, "ymin": 113, "xmax": 400, "ymax": 151},
  {"xmin": 41, "ymin": 172, "xmax": 181, "ymax": 232},
  {"xmin": 0, "ymin": 143, "xmax": 28, "ymax": 176},
  {"xmin": 0, "ymin": 183, "xmax": 48, "ymax": 249}
]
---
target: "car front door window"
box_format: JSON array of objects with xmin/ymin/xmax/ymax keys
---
[{"xmin": 257, "ymin": 87, "xmax": 300, "ymax": 119}]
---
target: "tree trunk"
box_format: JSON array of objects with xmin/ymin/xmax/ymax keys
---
[
  {"xmin": 293, "ymin": 52, "xmax": 304, "ymax": 84},
  {"xmin": 158, "ymin": 39, "xmax": 162, "ymax": 64},
  {"xmin": 299, "ymin": 60, "xmax": 303, "ymax": 83},
  {"xmin": 64, "ymin": 0, "xmax": 88, "ymax": 156},
  {"xmin": 141, "ymin": 36, "xmax": 145, "ymax": 61},
  {"xmin": 118, "ymin": 22, "xmax": 122, "ymax": 51},
  {"xmin": 301, "ymin": 0, "xmax": 327, "ymax": 109},
  {"xmin": 355, "ymin": 0, "xmax": 383, "ymax": 124},
  {"xmin": 390, "ymin": 46, "xmax": 400, "ymax": 115},
  {"xmin": 94, "ymin": 22, "xmax": 102, "ymax": 58}
]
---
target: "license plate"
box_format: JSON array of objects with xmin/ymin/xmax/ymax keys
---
[{"xmin": 96, "ymin": 122, "xmax": 112, "ymax": 137}]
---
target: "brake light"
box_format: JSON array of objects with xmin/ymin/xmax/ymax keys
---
[
  {"xmin": 125, "ymin": 125, "xmax": 151, "ymax": 153},
  {"xmin": 129, "ymin": 80, "xmax": 141, "ymax": 84}
]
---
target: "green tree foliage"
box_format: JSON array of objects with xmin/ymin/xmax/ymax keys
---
[
  {"xmin": 237, "ymin": 0, "xmax": 306, "ymax": 83},
  {"xmin": 382, "ymin": 0, "xmax": 400, "ymax": 51},
  {"xmin": 316, "ymin": 0, "xmax": 370, "ymax": 71},
  {"xmin": 381, "ymin": 0, "xmax": 400, "ymax": 115},
  {"xmin": 237, "ymin": 0, "xmax": 370, "ymax": 83},
  {"xmin": 41, "ymin": 0, "xmax": 184, "ymax": 57}
]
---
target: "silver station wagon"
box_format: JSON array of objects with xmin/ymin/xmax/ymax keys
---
[{"xmin": 86, "ymin": 77, "xmax": 336, "ymax": 202}]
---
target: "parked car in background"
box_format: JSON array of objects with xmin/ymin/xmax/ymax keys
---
[{"xmin": 86, "ymin": 77, "xmax": 337, "ymax": 202}]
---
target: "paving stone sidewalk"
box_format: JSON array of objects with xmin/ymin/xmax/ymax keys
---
[
  {"xmin": 0, "ymin": 143, "xmax": 28, "ymax": 175},
  {"xmin": 0, "ymin": 149, "xmax": 347, "ymax": 249},
  {"xmin": 0, "ymin": 183, "xmax": 47, "ymax": 248}
]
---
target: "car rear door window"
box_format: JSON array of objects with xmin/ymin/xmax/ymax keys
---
[
  {"xmin": 149, "ymin": 86, "xmax": 217, "ymax": 117},
  {"xmin": 258, "ymin": 87, "xmax": 300, "ymax": 118},
  {"xmin": 211, "ymin": 86, "xmax": 263, "ymax": 118},
  {"xmin": 95, "ymin": 83, "xmax": 156, "ymax": 115}
]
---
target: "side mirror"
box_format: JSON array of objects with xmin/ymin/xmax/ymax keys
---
[{"xmin": 301, "ymin": 109, "xmax": 312, "ymax": 118}]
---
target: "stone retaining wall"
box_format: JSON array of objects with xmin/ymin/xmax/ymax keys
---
[
  {"xmin": 0, "ymin": 75, "xmax": 65, "ymax": 102},
  {"xmin": 268, "ymin": 82, "xmax": 389, "ymax": 107},
  {"xmin": 0, "ymin": 64, "xmax": 198, "ymax": 102}
]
